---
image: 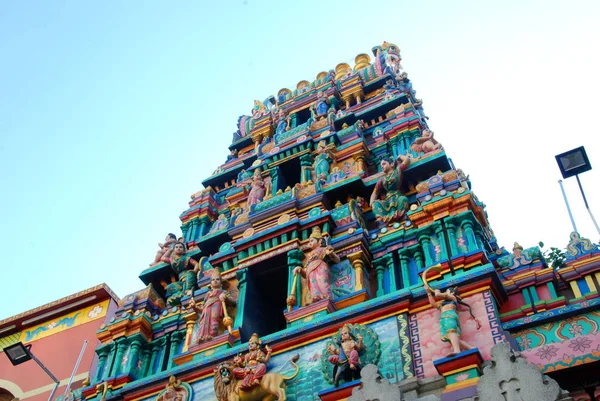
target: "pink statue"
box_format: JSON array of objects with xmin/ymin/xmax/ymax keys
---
[
  {"xmin": 293, "ymin": 227, "xmax": 340, "ymax": 303},
  {"xmin": 247, "ymin": 169, "xmax": 266, "ymax": 208},
  {"xmin": 150, "ymin": 233, "xmax": 177, "ymax": 266},
  {"xmin": 190, "ymin": 269, "xmax": 236, "ymax": 343},
  {"xmin": 410, "ymin": 129, "xmax": 442, "ymax": 155},
  {"xmin": 232, "ymin": 333, "xmax": 272, "ymax": 390},
  {"xmin": 327, "ymin": 324, "xmax": 364, "ymax": 387}
]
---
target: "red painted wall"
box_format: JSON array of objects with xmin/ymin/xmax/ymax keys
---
[{"xmin": 0, "ymin": 317, "xmax": 105, "ymax": 401}]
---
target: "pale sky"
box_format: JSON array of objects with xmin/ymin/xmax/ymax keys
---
[{"xmin": 1, "ymin": 0, "xmax": 599, "ymax": 319}]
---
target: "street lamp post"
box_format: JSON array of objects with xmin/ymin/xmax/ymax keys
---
[
  {"xmin": 555, "ymin": 146, "xmax": 600, "ymax": 236},
  {"xmin": 3, "ymin": 342, "xmax": 60, "ymax": 401}
]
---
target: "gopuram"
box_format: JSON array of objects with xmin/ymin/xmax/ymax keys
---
[{"xmin": 76, "ymin": 42, "xmax": 600, "ymax": 401}]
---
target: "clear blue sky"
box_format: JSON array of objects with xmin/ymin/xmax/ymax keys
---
[{"xmin": 1, "ymin": 0, "xmax": 599, "ymax": 319}]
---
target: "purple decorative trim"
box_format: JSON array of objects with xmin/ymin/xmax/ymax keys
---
[
  {"xmin": 409, "ymin": 313, "xmax": 424, "ymax": 378},
  {"xmin": 483, "ymin": 291, "xmax": 503, "ymax": 344}
]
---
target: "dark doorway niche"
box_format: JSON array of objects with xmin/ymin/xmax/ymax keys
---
[{"xmin": 240, "ymin": 253, "xmax": 289, "ymax": 342}]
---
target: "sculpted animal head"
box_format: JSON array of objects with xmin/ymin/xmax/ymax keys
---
[{"xmin": 214, "ymin": 362, "xmax": 236, "ymax": 401}]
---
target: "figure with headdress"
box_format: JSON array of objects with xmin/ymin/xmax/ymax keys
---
[
  {"xmin": 190, "ymin": 269, "xmax": 236, "ymax": 343},
  {"xmin": 150, "ymin": 233, "xmax": 178, "ymax": 266},
  {"xmin": 247, "ymin": 169, "xmax": 266, "ymax": 208},
  {"xmin": 369, "ymin": 153, "xmax": 411, "ymax": 224},
  {"xmin": 327, "ymin": 324, "xmax": 364, "ymax": 387},
  {"xmin": 410, "ymin": 129, "xmax": 442, "ymax": 155},
  {"xmin": 315, "ymin": 91, "xmax": 331, "ymax": 119},
  {"xmin": 422, "ymin": 270, "xmax": 481, "ymax": 356},
  {"xmin": 161, "ymin": 242, "xmax": 199, "ymax": 294},
  {"xmin": 274, "ymin": 108, "xmax": 290, "ymax": 136},
  {"xmin": 293, "ymin": 227, "xmax": 340, "ymax": 304},
  {"xmin": 312, "ymin": 140, "xmax": 334, "ymax": 185},
  {"xmin": 232, "ymin": 333, "xmax": 272, "ymax": 390}
]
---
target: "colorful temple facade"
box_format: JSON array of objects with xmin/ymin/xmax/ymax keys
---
[
  {"xmin": 0, "ymin": 285, "xmax": 119, "ymax": 401},
  {"xmin": 58, "ymin": 43, "xmax": 600, "ymax": 401}
]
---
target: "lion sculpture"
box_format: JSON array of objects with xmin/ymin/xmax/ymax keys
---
[{"xmin": 213, "ymin": 354, "xmax": 300, "ymax": 401}]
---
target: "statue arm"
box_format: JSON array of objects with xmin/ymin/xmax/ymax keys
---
[
  {"xmin": 427, "ymin": 292, "xmax": 439, "ymax": 309},
  {"xmin": 370, "ymin": 179, "xmax": 383, "ymax": 205},
  {"xmin": 397, "ymin": 153, "xmax": 411, "ymax": 170},
  {"xmin": 161, "ymin": 249, "xmax": 173, "ymax": 263},
  {"xmin": 326, "ymin": 247, "xmax": 340, "ymax": 263},
  {"xmin": 224, "ymin": 291, "xmax": 237, "ymax": 306},
  {"xmin": 189, "ymin": 258, "xmax": 199, "ymax": 272}
]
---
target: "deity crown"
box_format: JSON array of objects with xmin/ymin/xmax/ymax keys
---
[
  {"xmin": 309, "ymin": 226, "xmax": 323, "ymax": 240},
  {"xmin": 249, "ymin": 333, "xmax": 262, "ymax": 345}
]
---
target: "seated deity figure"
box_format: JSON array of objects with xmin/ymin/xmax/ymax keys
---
[
  {"xmin": 232, "ymin": 333, "xmax": 272, "ymax": 390},
  {"xmin": 410, "ymin": 129, "xmax": 442, "ymax": 155},
  {"xmin": 150, "ymin": 233, "xmax": 177, "ymax": 266},
  {"xmin": 293, "ymin": 227, "xmax": 340, "ymax": 304},
  {"xmin": 161, "ymin": 242, "xmax": 199, "ymax": 294},
  {"xmin": 190, "ymin": 269, "xmax": 236, "ymax": 343},
  {"xmin": 369, "ymin": 154, "xmax": 411, "ymax": 224},
  {"xmin": 160, "ymin": 275, "xmax": 184, "ymax": 307}
]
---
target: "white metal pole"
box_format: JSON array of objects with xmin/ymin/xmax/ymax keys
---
[
  {"xmin": 63, "ymin": 340, "xmax": 88, "ymax": 396},
  {"xmin": 558, "ymin": 180, "xmax": 578, "ymax": 233}
]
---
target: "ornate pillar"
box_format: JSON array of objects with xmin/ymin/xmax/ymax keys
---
[
  {"xmin": 112, "ymin": 340, "xmax": 128, "ymax": 377},
  {"xmin": 286, "ymin": 249, "xmax": 305, "ymax": 310},
  {"xmin": 399, "ymin": 254, "xmax": 410, "ymax": 289},
  {"xmin": 147, "ymin": 341, "xmax": 162, "ymax": 376},
  {"xmin": 475, "ymin": 230, "xmax": 485, "ymax": 251},
  {"xmin": 435, "ymin": 224, "xmax": 448, "ymax": 262},
  {"xmin": 234, "ymin": 269, "xmax": 248, "ymax": 328},
  {"xmin": 168, "ymin": 331, "xmax": 184, "ymax": 369},
  {"xmin": 140, "ymin": 349, "xmax": 152, "ymax": 379},
  {"xmin": 157, "ymin": 337, "xmax": 169, "ymax": 373},
  {"xmin": 462, "ymin": 221, "xmax": 477, "ymax": 252},
  {"xmin": 414, "ymin": 250, "xmax": 424, "ymax": 271},
  {"xmin": 418, "ymin": 234, "xmax": 434, "ymax": 267},
  {"xmin": 446, "ymin": 222, "xmax": 458, "ymax": 255},
  {"xmin": 182, "ymin": 310, "xmax": 198, "ymax": 353},
  {"xmin": 181, "ymin": 222, "xmax": 190, "ymax": 243},
  {"xmin": 347, "ymin": 252, "xmax": 368, "ymax": 292},
  {"xmin": 126, "ymin": 339, "xmax": 143, "ymax": 375},
  {"xmin": 352, "ymin": 152, "xmax": 368, "ymax": 176},
  {"xmin": 375, "ymin": 264, "xmax": 385, "ymax": 297},
  {"xmin": 93, "ymin": 346, "xmax": 110, "ymax": 383}
]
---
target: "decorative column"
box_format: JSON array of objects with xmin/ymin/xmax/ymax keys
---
[
  {"xmin": 147, "ymin": 340, "xmax": 162, "ymax": 376},
  {"xmin": 126, "ymin": 339, "xmax": 143, "ymax": 376},
  {"xmin": 347, "ymin": 252, "xmax": 368, "ymax": 292},
  {"xmin": 399, "ymin": 254, "xmax": 411, "ymax": 289},
  {"xmin": 234, "ymin": 269, "xmax": 248, "ymax": 328},
  {"xmin": 462, "ymin": 221, "xmax": 477, "ymax": 252},
  {"xmin": 112, "ymin": 340, "xmax": 128, "ymax": 377},
  {"xmin": 140, "ymin": 349, "xmax": 152, "ymax": 379},
  {"xmin": 446, "ymin": 222, "xmax": 458, "ymax": 255},
  {"xmin": 156, "ymin": 337, "xmax": 169, "ymax": 373},
  {"xmin": 93, "ymin": 345, "xmax": 111, "ymax": 383},
  {"xmin": 168, "ymin": 331, "xmax": 184, "ymax": 369},
  {"xmin": 182, "ymin": 310, "xmax": 198, "ymax": 353},
  {"xmin": 286, "ymin": 249, "xmax": 305, "ymax": 310},
  {"xmin": 414, "ymin": 250, "xmax": 424, "ymax": 271},
  {"xmin": 474, "ymin": 230, "xmax": 485, "ymax": 251},
  {"xmin": 352, "ymin": 152, "xmax": 368, "ymax": 176},
  {"xmin": 435, "ymin": 224, "xmax": 448, "ymax": 262},
  {"xmin": 181, "ymin": 222, "xmax": 190, "ymax": 243},
  {"xmin": 418, "ymin": 234, "xmax": 434, "ymax": 267},
  {"xmin": 375, "ymin": 264, "xmax": 385, "ymax": 297}
]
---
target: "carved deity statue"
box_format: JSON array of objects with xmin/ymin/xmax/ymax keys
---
[
  {"xmin": 315, "ymin": 91, "xmax": 331, "ymax": 118},
  {"xmin": 321, "ymin": 323, "xmax": 381, "ymax": 388},
  {"xmin": 247, "ymin": 169, "xmax": 266, "ymax": 208},
  {"xmin": 156, "ymin": 376, "xmax": 191, "ymax": 401},
  {"xmin": 213, "ymin": 349, "xmax": 300, "ymax": 401},
  {"xmin": 226, "ymin": 148, "xmax": 239, "ymax": 163},
  {"xmin": 327, "ymin": 324, "xmax": 364, "ymax": 387},
  {"xmin": 422, "ymin": 267, "xmax": 481, "ymax": 356},
  {"xmin": 293, "ymin": 227, "xmax": 340, "ymax": 304},
  {"xmin": 410, "ymin": 129, "xmax": 442, "ymax": 155},
  {"xmin": 161, "ymin": 275, "xmax": 184, "ymax": 307},
  {"xmin": 232, "ymin": 333, "xmax": 272, "ymax": 390},
  {"xmin": 150, "ymin": 233, "xmax": 177, "ymax": 266},
  {"xmin": 251, "ymin": 100, "xmax": 267, "ymax": 118},
  {"xmin": 312, "ymin": 140, "xmax": 334, "ymax": 185},
  {"xmin": 161, "ymin": 242, "xmax": 199, "ymax": 295},
  {"xmin": 369, "ymin": 154, "xmax": 411, "ymax": 224},
  {"xmin": 274, "ymin": 108, "xmax": 290, "ymax": 135},
  {"xmin": 190, "ymin": 269, "xmax": 236, "ymax": 344}
]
